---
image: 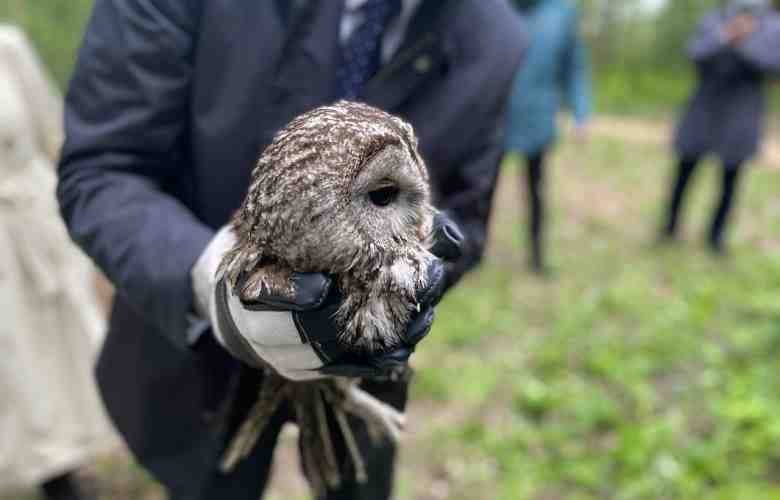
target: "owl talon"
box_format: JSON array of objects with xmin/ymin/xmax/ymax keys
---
[{"xmin": 342, "ymin": 383, "xmax": 405, "ymax": 443}]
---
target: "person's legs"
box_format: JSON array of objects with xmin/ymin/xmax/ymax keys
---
[
  {"xmin": 661, "ymin": 157, "xmax": 699, "ymax": 239},
  {"xmin": 708, "ymin": 162, "xmax": 744, "ymax": 253},
  {"xmin": 305, "ymin": 377, "xmax": 410, "ymax": 500},
  {"xmin": 525, "ymin": 152, "xmax": 546, "ymax": 272}
]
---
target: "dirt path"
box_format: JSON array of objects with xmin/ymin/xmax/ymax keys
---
[{"xmin": 590, "ymin": 115, "xmax": 780, "ymax": 168}]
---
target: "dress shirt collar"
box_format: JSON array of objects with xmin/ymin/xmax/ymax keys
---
[{"xmin": 345, "ymin": 0, "xmax": 422, "ymax": 15}]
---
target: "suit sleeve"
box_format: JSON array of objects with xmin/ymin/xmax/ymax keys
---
[
  {"xmin": 434, "ymin": 4, "xmax": 527, "ymax": 292},
  {"xmin": 57, "ymin": 0, "xmax": 213, "ymax": 350},
  {"xmin": 560, "ymin": 10, "xmax": 591, "ymax": 125},
  {"xmin": 437, "ymin": 96, "xmax": 509, "ymax": 292},
  {"xmin": 687, "ymin": 11, "xmax": 728, "ymax": 63},
  {"xmin": 736, "ymin": 12, "xmax": 780, "ymax": 76}
]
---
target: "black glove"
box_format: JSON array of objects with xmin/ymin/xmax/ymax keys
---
[
  {"xmin": 307, "ymin": 212, "xmax": 464, "ymax": 378},
  {"xmin": 209, "ymin": 213, "xmax": 464, "ymax": 380}
]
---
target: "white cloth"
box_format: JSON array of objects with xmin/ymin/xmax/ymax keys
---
[
  {"xmin": 341, "ymin": 0, "xmax": 422, "ymax": 62},
  {"xmin": 0, "ymin": 25, "xmax": 116, "ymax": 492}
]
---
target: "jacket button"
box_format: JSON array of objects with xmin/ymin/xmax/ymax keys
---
[{"xmin": 414, "ymin": 55, "xmax": 433, "ymax": 74}]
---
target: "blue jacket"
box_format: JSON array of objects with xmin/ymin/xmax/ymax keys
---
[{"xmin": 504, "ymin": 0, "xmax": 591, "ymax": 155}]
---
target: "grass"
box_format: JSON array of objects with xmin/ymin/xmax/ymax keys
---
[{"xmin": 397, "ymin": 134, "xmax": 780, "ymax": 499}]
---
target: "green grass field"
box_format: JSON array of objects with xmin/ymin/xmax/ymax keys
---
[
  {"xmin": 8, "ymin": 129, "xmax": 779, "ymax": 500},
  {"xmin": 397, "ymin": 134, "xmax": 780, "ymax": 500}
]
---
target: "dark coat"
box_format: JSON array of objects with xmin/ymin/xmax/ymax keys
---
[
  {"xmin": 57, "ymin": 0, "xmax": 525, "ymax": 494},
  {"xmin": 674, "ymin": 7, "xmax": 780, "ymax": 166}
]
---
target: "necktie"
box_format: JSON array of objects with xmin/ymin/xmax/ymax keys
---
[{"xmin": 337, "ymin": 0, "xmax": 402, "ymax": 100}]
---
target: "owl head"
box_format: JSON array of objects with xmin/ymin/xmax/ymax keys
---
[{"xmin": 224, "ymin": 101, "xmax": 435, "ymax": 306}]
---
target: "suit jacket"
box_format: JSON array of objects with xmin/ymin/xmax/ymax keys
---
[
  {"xmin": 675, "ymin": 7, "xmax": 780, "ymax": 166},
  {"xmin": 57, "ymin": 0, "xmax": 525, "ymax": 492},
  {"xmin": 504, "ymin": 0, "xmax": 590, "ymax": 155}
]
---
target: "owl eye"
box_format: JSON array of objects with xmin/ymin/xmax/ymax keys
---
[{"xmin": 368, "ymin": 184, "xmax": 400, "ymax": 207}]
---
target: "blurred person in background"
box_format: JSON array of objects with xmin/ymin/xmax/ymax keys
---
[
  {"xmin": 503, "ymin": 0, "xmax": 591, "ymax": 275},
  {"xmin": 0, "ymin": 25, "xmax": 115, "ymax": 500},
  {"xmin": 661, "ymin": 0, "xmax": 780, "ymax": 254},
  {"xmin": 57, "ymin": 1, "xmax": 525, "ymax": 499}
]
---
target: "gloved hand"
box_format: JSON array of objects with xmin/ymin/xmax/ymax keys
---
[
  {"xmin": 191, "ymin": 213, "xmax": 464, "ymax": 381},
  {"xmin": 315, "ymin": 212, "xmax": 465, "ymax": 377}
]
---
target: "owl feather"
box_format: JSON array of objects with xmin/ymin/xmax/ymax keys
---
[{"xmin": 220, "ymin": 101, "xmax": 435, "ymax": 353}]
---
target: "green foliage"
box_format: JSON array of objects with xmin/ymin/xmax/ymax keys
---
[
  {"xmin": 649, "ymin": 0, "xmax": 720, "ymax": 70},
  {"xmin": 578, "ymin": 0, "xmax": 780, "ymax": 115},
  {"xmin": 594, "ymin": 68, "xmax": 694, "ymax": 116},
  {"xmin": 2, "ymin": 0, "xmax": 778, "ymax": 114}
]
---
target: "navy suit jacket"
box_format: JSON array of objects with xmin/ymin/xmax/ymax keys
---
[{"xmin": 58, "ymin": 0, "xmax": 525, "ymax": 491}]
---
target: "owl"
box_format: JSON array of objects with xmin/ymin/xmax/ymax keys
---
[{"xmin": 220, "ymin": 101, "xmax": 436, "ymax": 353}]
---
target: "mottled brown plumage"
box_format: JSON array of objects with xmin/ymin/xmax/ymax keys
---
[
  {"xmin": 221, "ymin": 101, "xmax": 435, "ymax": 353},
  {"xmin": 219, "ymin": 102, "xmax": 436, "ymax": 493}
]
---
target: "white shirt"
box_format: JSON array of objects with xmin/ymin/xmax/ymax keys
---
[{"xmin": 340, "ymin": 0, "xmax": 422, "ymax": 62}]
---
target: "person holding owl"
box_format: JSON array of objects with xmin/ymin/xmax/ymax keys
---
[
  {"xmin": 504, "ymin": 0, "xmax": 592, "ymax": 275},
  {"xmin": 57, "ymin": 1, "xmax": 526, "ymax": 499},
  {"xmin": 660, "ymin": 0, "xmax": 780, "ymax": 253}
]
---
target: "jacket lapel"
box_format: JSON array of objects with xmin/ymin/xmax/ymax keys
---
[
  {"xmin": 271, "ymin": 0, "xmax": 458, "ymax": 114},
  {"xmin": 363, "ymin": 0, "xmax": 457, "ymax": 111},
  {"xmin": 272, "ymin": 0, "xmax": 345, "ymax": 108}
]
